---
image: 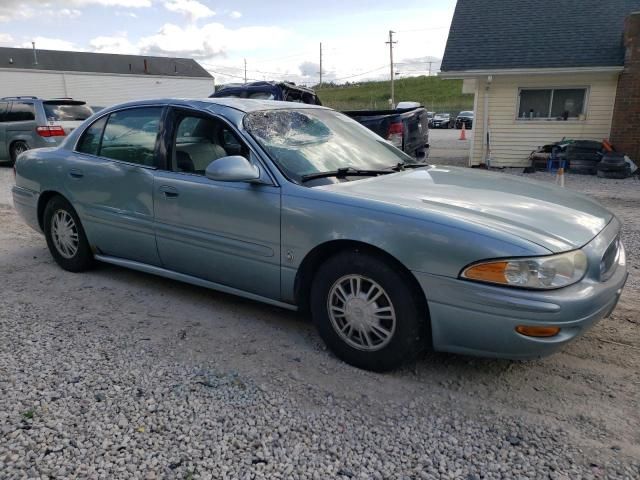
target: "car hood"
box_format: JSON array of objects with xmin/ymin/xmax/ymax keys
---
[{"xmin": 318, "ymin": 166, "xmax": 612, "ymax": 253}]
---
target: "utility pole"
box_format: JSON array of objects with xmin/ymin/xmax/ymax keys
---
[
  {"xmin": 386, "ymin": 30, "xmax": 397, "ymax": 107},
  {"xmin": 319, "ymin": 42, "xmax": 323, "ymax": 87},
  {"xmin": 244, "ymin": 58, "xmax": 247, "ymax": 84},
  {"xmin": 427, "ymin": 61, "xmax": 434, "ymax": 77}
]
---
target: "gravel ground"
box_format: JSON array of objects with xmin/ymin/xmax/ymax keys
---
[
  {"xmin": 0, "ymin": 165, "xmax": 639, "ymax": 479},
  {"xmin": 429, "ymin": 128, "xmax": 470, "ymax": 167}
]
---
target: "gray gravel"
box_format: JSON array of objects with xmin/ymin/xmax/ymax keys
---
[{"xmin": 1, "ymin": 165, "xmax": 639, "ymax": 479}]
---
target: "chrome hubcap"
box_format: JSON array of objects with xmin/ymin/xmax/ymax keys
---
[
  {"xmin": 51, "ymin": 210, "xmax": 79, "ymax": 259},
  {"xmin": 327, "ymin": 274, "xmax": 396, "ymax": 351}
]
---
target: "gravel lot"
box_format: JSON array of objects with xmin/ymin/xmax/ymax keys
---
[
  {"xmin": 429, "ymin": 128, "xmax": 470, "ymax": 167},
  {"xmin": 0, "ymin": 165, "xmax": 638, "ymax": 479}
]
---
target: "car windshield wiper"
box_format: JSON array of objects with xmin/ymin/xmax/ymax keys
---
[
  {"xmin": 300, "ymin": 167, "xmax": 394, "ymax": 183},
  {"xmin": 392, "ymin": 162, "xmax": 431, "ymax": 171}
]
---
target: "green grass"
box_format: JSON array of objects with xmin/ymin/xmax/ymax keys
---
[{"xmin": 316, "ymin": 76, "xmax": 474, "ymax": 114}]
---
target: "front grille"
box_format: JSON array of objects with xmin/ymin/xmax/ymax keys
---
[{"xmin": 600, "ymin": 236, "xmax": 622, "ymax": 282}]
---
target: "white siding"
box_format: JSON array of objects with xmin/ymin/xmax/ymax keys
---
[
  {"xmin": 0, "ymin": 69, "xmax": 214, "ymax": 109},
  {"xmin": 470, "ymin": 72, "xmax": 619, "ymax": 167}
]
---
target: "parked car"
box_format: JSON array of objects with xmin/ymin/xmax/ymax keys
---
[
  {"xmin": 342, "ymin": 107, "xmax": 429, "ymax": 159},
  {"xmin": 431, "ymin": 113, "xmax": 452, "ymax": 129},
  {"xmin": 0, "ymin": 97, "xmax": 93, "ymax": 166},
  {"xmin": 212, "ymin": 81, "xmax": 322, "ymax": 105},
  {"xmin": 427, "ymin": 111, "xmax": 435, "ymax": 127},
  {"xmin": 212, "ymin": 82, "xmax": 429, "ymax": 158},
  {"xmin": 13, "ymin": 98, "xmax": 627, "ymax": 372},
  {"xmin": 455, "ymin": 111, "xmax": 474, "ymax": 129}
]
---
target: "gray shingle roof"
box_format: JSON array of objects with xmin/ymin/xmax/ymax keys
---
[
  {"xmin": 441, "ymin": 0, "xmax": 640, "ymax": 72},
  {"xmin": 0, "ymin": 47, "xmax": 212, "ymax": 78}
]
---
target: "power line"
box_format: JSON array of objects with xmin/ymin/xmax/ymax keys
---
[
  {"xmin": 331, "ymin": 65, "xmax": 387, "ymax": 81},
  {"xmin": 394, "ymin": 25, "xmax": 450, "ymax": 33}
]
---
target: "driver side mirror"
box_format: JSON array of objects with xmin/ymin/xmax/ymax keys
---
[{"xmin": 205, "ymin": 155, "xmax": 261, "ymax": 183}]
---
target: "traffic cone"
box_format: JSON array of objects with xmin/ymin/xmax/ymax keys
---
[{"xmin": 459, "ymin": 123, "xmax": 467, "ymax": 141}]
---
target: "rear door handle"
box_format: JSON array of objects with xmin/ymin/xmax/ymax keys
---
[
  {"xmin": 159, "ymin": 185, "xmax": 179, "ymax": 198},
  {"xmin": 69, "ymin": 169, "xmax": 84, "ymax": 179}
]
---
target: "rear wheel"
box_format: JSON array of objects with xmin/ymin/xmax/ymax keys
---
[
  {"xmin": 310, "ymin": 250, "xmax": 428, "ymax": 371},
  {"xmin": 43, "ymin": 196, "xmax": 95, "ymax": 272},
  {"xmin": 10, "ymin": 141, "xmax": 29, "ymax": 164}
]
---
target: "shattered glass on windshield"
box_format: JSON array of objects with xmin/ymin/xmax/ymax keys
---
[
  {"xmin": 244, "ymin": 109, "xmax": 409, "ymax": 182},
  {"xmin": 245, "ymin": 110, "xmax": 332, "ymax": 147}
]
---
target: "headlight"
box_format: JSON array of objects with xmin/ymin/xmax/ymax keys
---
[{"xmin": 461, "ymin": 250, "xmax": 588, "ymax": 289}]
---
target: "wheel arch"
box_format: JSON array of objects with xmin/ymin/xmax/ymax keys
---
[
  {"xmin": 294, "ymin": 239, "xmax": 429, "ymax": 319},
  {"xmin": 37, "ymin": 190, "xmax": 67, "ymax": 231}
]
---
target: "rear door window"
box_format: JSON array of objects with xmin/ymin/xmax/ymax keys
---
[
  {"xmin": 76, "ymin": 116, "xmax": 108, "ymax": 156},
  {"xmin": 6, "ymin": 102, "xmax": 35, "ymax": 122},
  {"xmin": 99, "ymin": 107, "xmax": 163, "ymax": 166},
  {"xmin": 44, "ymin": 102, "xmax": 93, "ymax": 121}
]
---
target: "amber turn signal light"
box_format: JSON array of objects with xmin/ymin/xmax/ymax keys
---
[{"xmin": 515, "ymin": 325, "xmax": 561, "ymax": 338}]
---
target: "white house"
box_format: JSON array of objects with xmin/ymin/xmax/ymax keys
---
[
  {"xmin": 440, "ymin": 0, "xmax": 640, "ymax": 167},
  {"xmin": 0, "ymin": 47, "xmax": 214, "ymax": 109}
]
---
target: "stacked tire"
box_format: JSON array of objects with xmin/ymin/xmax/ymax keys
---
[
  {"xmin": 566, "ymin": 140, "xmax": 603, "ymax": 175},
  {"xmin": 597, "ymin": 153, "xmax": 631, "ymax": 179}
]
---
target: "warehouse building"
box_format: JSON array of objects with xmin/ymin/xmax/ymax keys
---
[{"xmin": 0, "ymin": 46, "xmax": 214, "ymax": 109}]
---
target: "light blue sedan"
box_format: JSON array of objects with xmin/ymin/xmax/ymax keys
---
[{"xmin": 12, "ymin": 98, "xmax": 627, "ymax": 371}]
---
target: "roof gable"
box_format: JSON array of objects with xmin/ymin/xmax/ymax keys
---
[
  {"xmin": 441, "ymin": 0, "xmax": 640, "ymax": 72},
  {"xmin": 0, "ymin": 47, "xmax": 212, "ymax": 78}
]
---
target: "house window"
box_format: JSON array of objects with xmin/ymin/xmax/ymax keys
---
[{"xmin": 518, "ymin": 88, "xmax": 587, "ymax": 120}]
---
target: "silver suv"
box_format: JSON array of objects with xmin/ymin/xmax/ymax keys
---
[{"xmin": 0, "ymin": 97, "xmax": 94, "ymax": 166}]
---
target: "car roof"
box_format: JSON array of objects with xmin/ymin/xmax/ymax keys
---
[{"xmin": 97, "ymin": 97, "xmax": 328, "ymax": 114}]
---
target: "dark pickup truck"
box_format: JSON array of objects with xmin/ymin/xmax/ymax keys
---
[
  {"xmin": 342, "ymin": 107, "xmax": 429, "ymax": 159},
  {"xmin": 211, "ymin": 82, "xmax": 429, "ymax": 158}
]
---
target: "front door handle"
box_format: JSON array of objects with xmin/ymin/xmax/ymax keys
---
[
  {"xmin": 159, "ymin": 185, "xmax": 179, "ymax": 198},
  {"xmin": 69, "ymin": 169, "xmax": 84, "ymax": 179}
]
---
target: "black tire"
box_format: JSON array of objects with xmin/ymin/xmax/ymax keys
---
[
  {"xmin": 43, "ymin": 196, "xmax": 95, "ymax": 272},
  {"xmin": 597, "ymin": 163, "xmax": 627, "ymax": 172},
  {"xmin": 567, "ymin": 152, "xmax": 601, "ymax": 162},
  {"xmin": 310, "ymin": 250, "xmax": 428, "ymax": 372},
  {"xmin": 597, "ymin": 169, "xmax": 631, "ymax": 179},
  {"xmin": 569, "ymin": 160, "xmax": 598, "ymax": 174},
  {"xmin": 570, "ymin": 140, "xmax": 603, "ymax": 150},
  {"xmin": 10, "ymin": 141, "xmax": 29, "ymax": 164},
  {"xmin": 599, "ymin": 153, "xmax": 626, "ymax": 166},
  {"xmin": 415, "ymin": 146, "xmax": 429, "ymax": 159},
  {"xmin": 2, "ymin": 141, "xmax": 29, "ymax": 166}
]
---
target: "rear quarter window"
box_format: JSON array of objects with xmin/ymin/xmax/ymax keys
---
[{"xmin": 76, "ymin": 116, "xmax": 108, "ymax": 156}]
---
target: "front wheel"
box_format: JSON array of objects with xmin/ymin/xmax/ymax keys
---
[
  {"xmin": 43, "ymin": 196, "xmax": 95, "ymax": 272},
  {"xmin": 310, "ymin": 250, "xmax": 428, "ymax": 371}
]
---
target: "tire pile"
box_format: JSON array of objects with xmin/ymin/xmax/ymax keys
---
[
  {"xmin": 565, "ymin": 140, "xmax": 603, "ymax": 175},
  {"xmin": 529, "ymin": 140, "xmax": 635, "ymax": 179},
  {"xmin": 597, "ymin": 152, "xmax": 631, "ymax": 179}
]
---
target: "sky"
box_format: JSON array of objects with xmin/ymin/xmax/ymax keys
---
[{"xmin": 0, "ymin": 0, "xmax": 457, "ymax": 85}]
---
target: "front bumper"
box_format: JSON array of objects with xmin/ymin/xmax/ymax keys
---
[{"xmin": 413, "ymin": 218, "xmax": 628, "ymax": 359}]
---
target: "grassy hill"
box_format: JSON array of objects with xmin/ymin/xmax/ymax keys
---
[{"xmin": 316, "ymin": 76, "xmax": 473, "ymax": 114}]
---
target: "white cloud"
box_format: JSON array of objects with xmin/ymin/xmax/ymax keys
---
[
  {"xmin": 69, "ymin": 0, "xmax": 151, "ymax": 6},
  {"xmin": 164, "ymin": 0, "xmax": 215, "ymax": 22},
  {"xmin": 90, "ymin": 34, "xmax": 138, "ymax": 54},
  {"xmin": 21, "ymin": 36, "xmax": 77, "ymax": 51},
  {"xmin": 229, "ymin": 10, "xmax": 241, "ymax": 19},
  {"xmin": 116, "ymin": 11, "xmax": 138, "ymax": 18},
  {"xmin": 56, "ymin": 8, "xmax": 82, "ymax": 18},
  {"xmin": 137, "ymin": 22, "xmax": 289, "ymax": 59},
  {"xmin": 0, "ymin": 33, "xmax": 13, "ymax": 44},
  {"xmin": 0, "ymin": 0, "xmax": 149, "ymax": 22}
]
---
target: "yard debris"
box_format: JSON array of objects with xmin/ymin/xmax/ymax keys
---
[{"xmin": 528, "ymin": 138, "xmax": 636, "ymax": 178}]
